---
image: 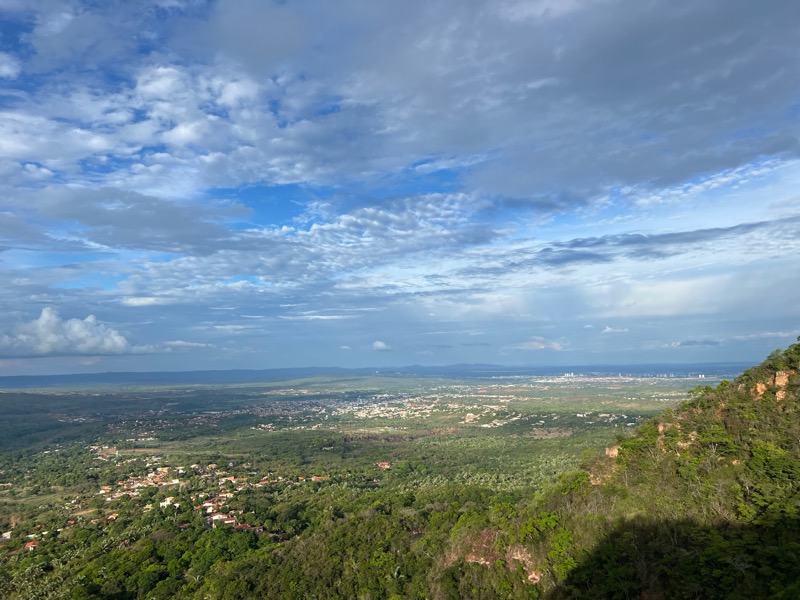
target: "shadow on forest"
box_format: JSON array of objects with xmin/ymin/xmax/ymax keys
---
[{"xmin": 544, "ymin": 516, "xmax": 800, "ymax": 600}]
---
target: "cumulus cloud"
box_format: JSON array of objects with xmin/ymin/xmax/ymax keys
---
[
  {"xmin": 372, "ymin": 340, "xmax": 391, "ymax": 351},
  {"xmin": 0, "ymin": 308, "xmax": 147, "ymax": 357}
]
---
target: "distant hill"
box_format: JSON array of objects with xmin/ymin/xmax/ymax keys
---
[
  {"xmin": 0, "ymin": 366, "xmax": 363, "ymax": 388},
  {"xmin": 0, "ymin": 362, "xmax": 748, "ymax": 389}
]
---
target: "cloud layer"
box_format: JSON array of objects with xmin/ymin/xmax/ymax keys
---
[{"xmin": 0, "ymin": 0, "xmax": 798, "ymax": 372}]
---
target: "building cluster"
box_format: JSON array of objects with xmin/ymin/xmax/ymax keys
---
[
  {"xmin": 98, "ymin": 466, "xmax": 181, "ymax": 501},
  {"xmin": 193, "ymin": 491, "xmax": 240, "ymax": 528}
]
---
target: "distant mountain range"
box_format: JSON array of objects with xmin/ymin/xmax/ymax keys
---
[{"xmin": 0, "ymin": 362, "xmax": 750, "ymax": 388}]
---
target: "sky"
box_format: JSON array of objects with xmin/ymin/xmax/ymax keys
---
[{"xmin": 0, "ymin": 0, "xmax": 799, "ymax": 375}]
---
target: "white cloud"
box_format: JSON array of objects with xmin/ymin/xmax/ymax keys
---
[
  {"xmin": 0, "ymin": 308, "xmax": 148, "ymax": 356},
  {"xmin": 601, "ymin": 326, "xmax": 629, "ymax": 334},
  {"xmin": 0, "ymin": 52, "xmax": 21, "ymax": 78},
  {"xmin": 121, "ymin": 297, "xmax": 178, "ymax": 307},
  {"xmin": 0, "ymin": 1, "xmax": 797, "ymax": 371},
  {"xmin": 372, "ymin": 340, "xmax": 391, "ymax": 351}
]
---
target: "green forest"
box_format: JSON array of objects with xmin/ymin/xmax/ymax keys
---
[{"xmin": 1, "ymin": 344, "xmax": 798, "ymax": 598}]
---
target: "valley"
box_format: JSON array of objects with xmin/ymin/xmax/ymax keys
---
[{"xmin": 0, "ymin": 369, "xmax": 719, "ymax": 599}]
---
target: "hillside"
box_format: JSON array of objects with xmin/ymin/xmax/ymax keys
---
[{"xmin": 521, "ymin": 340, "xmax": 800, "ymax": 598}]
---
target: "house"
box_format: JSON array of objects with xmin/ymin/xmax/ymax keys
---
[
  {"xmin": 210, "ymin": 514, "xmax": 237, "ymax": 528},
  {"xmin": 234, "ymin": 524, "xmax": 264, "ymax": 534},
  {"xmin": 24, "ymin": 540, "xmax": 39, "ymax": 552}
]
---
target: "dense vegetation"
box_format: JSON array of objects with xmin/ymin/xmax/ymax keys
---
[
  {"xmin": 0, "ymin": 345, "xmax": 797, "ymax": 598},
  {"xmin": 541, "ymin": 341, "xmax": 800, "ymax": 598}
]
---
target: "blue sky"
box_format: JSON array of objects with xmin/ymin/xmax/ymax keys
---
[{"xmin": 0, "ymin": 0, "xmax": 799, "ymax": 375}]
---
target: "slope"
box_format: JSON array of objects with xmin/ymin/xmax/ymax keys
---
[{"xmin": 517, "ymin": 341, "xmax": 800, "ymax": 598}]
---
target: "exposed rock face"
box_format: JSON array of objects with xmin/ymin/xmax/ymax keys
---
[
  {"xmin": 506, "ymin": 544, "xmax": 540, "ymax": 582},
  {"xmin": 752, "ymin": 370, "xmax": 794, "ymax": 401},
  {"xmin": 454, "ymin": 529, "xmax": 541, "ymax": 584},
  {"xmin": 775, "ymin": 370, "xmax": 792, "ymax": 401},
  {"xmin": 676, "ymin": 431, "xmax": 697, "ymax": 451}
]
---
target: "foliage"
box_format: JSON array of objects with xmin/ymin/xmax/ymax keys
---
[{"xmin": 2, "ymin": 348, "xmax": 797, "ymax": 598}]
